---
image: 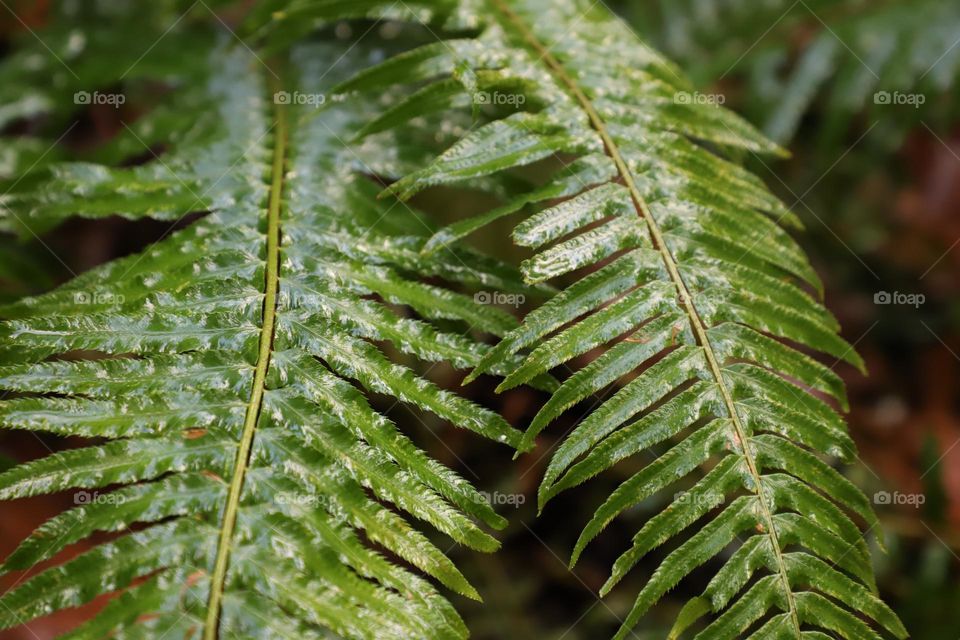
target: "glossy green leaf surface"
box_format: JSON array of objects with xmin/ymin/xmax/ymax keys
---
[
  {"xmin": 334, "ymin": 0, "xmax": 905, "ymax": 638},
  {"xmin": 0, "ymin": 1, "xmax": 908, "ymax": 639},
  {"xmin": 0, "ymin": 4, "xmax": 536, "ymax": 638}
]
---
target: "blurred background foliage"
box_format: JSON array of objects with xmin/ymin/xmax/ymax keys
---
[{"xmin": 0, "ymin": 0, "xmax": 958, "ymax": 638}]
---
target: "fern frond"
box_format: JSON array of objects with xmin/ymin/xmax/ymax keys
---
[
  {"xmin": 0, "ymin": 8, "xmax": 536, "ymax": 638},
  {"xmin": 337, "ymin": 0, "xmax": 907, "ymax": 637}
]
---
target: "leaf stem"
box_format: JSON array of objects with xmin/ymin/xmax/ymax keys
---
[
  {"xmin": 488, "ymin": 1, "xmax": 802, "ymax": 635},
  {"xmin": 203, "ymin": 79, "xmax": 287, "ymax": 640}
]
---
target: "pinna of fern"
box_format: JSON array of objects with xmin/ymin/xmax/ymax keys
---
[
  {"xmin": 325, "ymin": 0, "xmax": 910, "ymax": 637},
  {"xmin": 0, "ymin": 5, "xmax": 545, "ymax": 638}
]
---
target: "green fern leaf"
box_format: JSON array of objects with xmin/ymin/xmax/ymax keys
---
[
  {"xmin": 0, "ymin": 5, "xmax": 538, "ymax": 638},
  {"xmin": 340, "ymin": 0, "xmax": 908, "ymax": 637}
]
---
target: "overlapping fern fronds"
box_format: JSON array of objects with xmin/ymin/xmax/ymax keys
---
[
  {"xmin": 0, "ymin": 0, "xmax": 911, "ymax": 638},
  {"xmin": 328, "ymin": 0, "xmax": 908, "ymax": 637},
  {"xmin": 0, "ymin": 4, "xmax": 540, "ymax": 638}
]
